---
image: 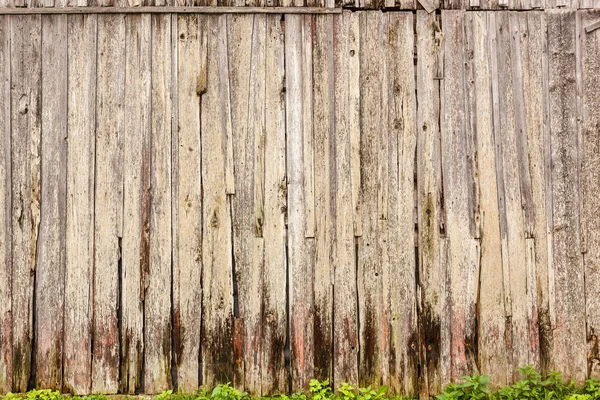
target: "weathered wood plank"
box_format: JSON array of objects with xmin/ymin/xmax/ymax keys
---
[
  {"xmin": 331, "ymin": 10, "xmax": 359, "ymax": 389},
  {"xmin": 578, "ymin": 9, "xmax": 600, "ymax": 379},
  {"xmin": 302, "ymin": 16, "xmax": 315, "ymax": 239},
  {"xmin": 10, "ymin": 14, "xmax": 41, "ymax": 393},
  {"xmin": 416, "ymin": 10, "xmax": 448, "ymax": 398},
  {"xmin": 347, "ymin": 13, "xmax": 361, "ymax": 239},
  {"xmin": 312, "ymin": 13, "xmax": 334, "ymax": 384},
  {"xmin": 358, "ymin": 11, "xmax": 388, "ymax": 387},
  {"xmin": 201, "ymin": 14, "xmax": 235, "ymax": 388},
  {"xmin": 546, "ymin": 9, "xmax": 586, "ymax": 384},
  {"xmin": 120, "ymin": 13, "xmax": 151, "ymax": 395},
  {"xmin": 225, "ymin": 13, "xmax": 255, "ymax": 388},
  {"xmin": 285, "ymin": 14, "xmax": 316, "ymax": 392},
  {"xmin": 260, "ymin": 15, "xmax": 287, "ymax": 394},
  {"xmin": 36, "ymin": 13, "xmax": 67, "ymax": 391},
  {"xmin": 440, "ymin": 9, "xmax": 480, "ymax": 380},
  {"xmin": 0, "ymin": 14, "xmax": 11, "ymax": 395},
  {"xmin": 145, "ymin": 13, "xmax": 173, "ymax": 393},
  {"xmin": 92, "ymin": 14, "xmax": 125, "ymax": 394},
  {"xmin": 0, "ymin": 6, "xmax": 344, "ymax": 14},
  {"xmin": 465, "ymin": 11, "xmax": 509, "ymax": 386},
  {"xmin": 173, "ymin": 13, "xmax": 203, "ymax": 392}
]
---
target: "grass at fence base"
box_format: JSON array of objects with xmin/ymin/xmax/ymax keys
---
[{"xmin": 4, "ymin": 366, "xmax": 600, "ymax": 400}]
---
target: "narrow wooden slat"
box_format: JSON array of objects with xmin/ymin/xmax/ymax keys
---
[
  {"xmin": 440, "ymin": 10, "xmax": 480, "ymax": 380},
  {"xmin": 0, "ymin": 6, "xmax": 343, "ymax": 14},
  {"xmin": 348, "ymin": 13, "xmax": 361, "ymax": 239},
  {"xmin": 358, "ymin": 11, "xmax": 388, "ymax": 387},
  {"xmin": 0, "ymin": 14, "xmax": 12, "ymax": 394},
  {"xmin": 302, "ymin": 15, "xmax": 315, "ymax": 239},
  {"xmin": 36, "ymin": 13, "xmax": 67, "ymax": 391},
  {"xmin": 226, "ymin": 13, "xmax": 256, "ymax": 388},
  {"xmin": 331, "ymin": 10, "xmax": 358, "ymax": 389},
  {"xmin": 201, "ymin": 14, "xmax": 235, "ymax": 388},
  {"xmin": 145, "ymin": 13, "xmax": 173, "ymax": 393},
  {"xmin": 578, "ymin": 9, "xmax": 600, "ymax": 379},
  {"xmin": 385, "ymin": 12, "xmax": 417, "ymax": 396},
  {"xmin": 10, "ymin": 14, "xmax": 41, "ymax": 393},
  {"xmin": 546, "ymin": 9, "xmax": 586, "ymax": 383},
  {"xmin": 173, "ymin": 13, "xmax": 203, "ymax": 392},
  {"xmin": 465, "ymin": 11, "xmax": 509, "ymax": 386},
  {"xmin": 92, "ymin": 14, "xmax": 125, "ymax": 394},
  {"xmin": 312, "ymin": 14, "xmax": 334, "ymax": 384},
  {"xmin": 260, "ymin": 14, "xmax": 287, "ymax": 394},
  {"xmin": 285, "ymin": 14, "xmax": 315, "ymax": 392},
  {"xmin": 416, "ymin": 10, "xmax": 448, "ymax": 398},
  {"xmin": 120, "ymin": 13, "xmax": 150, "ymax": 395}
]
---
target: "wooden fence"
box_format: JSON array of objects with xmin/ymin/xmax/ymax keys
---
[{"xmin": 0, "ymin": 8, "xmax": 600, "ymax": 397}]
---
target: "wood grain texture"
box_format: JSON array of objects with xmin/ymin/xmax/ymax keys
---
[
  {"xmin": 416, "ymin": 10, "xmax": 449, "ymax": 398},
  {"xmin": 0, "ymin": 14, "xmax": 11, "ymax": 395},
  {"xmin": 386, "ymin": 12, "xmax": 417, "ymax": 396},
  {"xmin": 302, "ymin": 15, "xmax": 315, "ymax": 239},
  {"xmin": 173, "ymin": 13, "xmax": 204, "ymax": 393},
  {"xmin": 201, "ymin": 15, "xmax": 235, "ymax": 388},
  {"xmin": 37, "ymin": 13, "xmax": 67, "ymax": 391},
  {"xmin": 92, "ymin": 14, "xmax": 125, "ymax": 394},
  {"xmin": 332, "ymin": 10, "xmax": 359, "ymax": 389},
  {"xmin": 546, "ymin": 9, "xmax": 586, "ymax": 384},
  {"xmin": 578, "ymin": 9, "xmax": 600, "ymax": 379},
  {"xmin": 440, "ymin": 10, "xmax": 480, "ymax": 381},
  {"xmin": 10, "ymin": 14, "xmax": 41, "ymax": 393},
  {"xmin": 285, "ymin": 14, "xmax": 316, "ymax": 392},
  {"xmin": 260, "ymin": 14, "xmax": 287, "ymax": 395},
  {"xmin": 121, "ymin": 13, "xmax": 151, "ymax": 395}
]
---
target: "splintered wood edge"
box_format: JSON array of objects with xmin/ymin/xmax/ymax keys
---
[{"xmin": 0, "ymin": 5, "xmax": 342, "ymax": 13}]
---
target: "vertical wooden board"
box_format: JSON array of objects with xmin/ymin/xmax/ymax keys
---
[
  {"xmin": 145, "ymin": 13, "xmax": 173, "ymax": 394},
  {"xmin": 578, "ymin": 9, "xmax": 600, "ymax": 379},
  {"xmin": 226, "ymin": 13, "xmax": 254, "ymax": 388},
  {"xmin": 440, "ymin": 10, "xmax": 480, "ymax": 380},
  {"xmin": 385, "ymin": 12, "xmax": 417, "ymax": 397},
  {"xmin": 10, "ymin": 15, "xmax": 41, "ymax": 393},
  {"xmin": 174, "ymin": 13, "xmax": 203, "ymax": 393},
  {"xmin": 64, "ymin": 14, "xmax": 96, "ymax": 396},
  {"xmin": 416, "ymin": 10, "xmax": 448, "ymax": 398},
  {"xmin": 358, "ymin": 11, "xmax": 388, "ymax": 387},
  {"xmin": 302, "ymin": 16, "xmax": 315, "ymax": 239},
  {"xmin": 92, "ymin": 14, "xmax": 125, "ymax": 394},
  {"xmin": 348, "ymin": 14, "xmax": 361, "ymax": 239},
  {"xmin": 464, "ymin": 11, "xmax": 509, "ymax": 386},
  {"xmin": 121, "ymin": 13, "xmax": 150, "ymax": 395},
  {"xmin": 36, "ymin": 14, "xmax": 67, "ymax": 391},
  {"xmin": 332, "ymin": 11, "xmax": 359, "ymax": 389},
  {"xmin": 0, "ymin": 14, "xmax": 11, "ymax": 395},
  {"xmin": 261, "ymin": 15, "xmax": 287, "ymax": 394},
  {"xmin": 312, "ymin": 14, "xmax": 334, "ymax": 384},
  {"xmin": 201, "ymin": 15, "xmax": 235, "ymax": 388},
  {"xmin": 285, "ymin": 14, "xmax": 315, "ymax": 392},
  {"xmin": 546, "ymin": 9, "xmax": 586, "ymax": 384}
]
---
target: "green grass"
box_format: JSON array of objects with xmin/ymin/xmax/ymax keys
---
[{"xmin": 4, "ymin": 366, "xmax": 600, "ymax": 400}]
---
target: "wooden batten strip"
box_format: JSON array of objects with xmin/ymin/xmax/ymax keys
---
[{"xmin": 0, "ymin": 5, "xmax": 342, "ymax": 13}]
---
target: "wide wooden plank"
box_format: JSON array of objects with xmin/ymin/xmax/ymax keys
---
[
  {"xmin": 201, "ymin": 14, "xmax": 235, "ymax": 388},
  {"xmin": 92, "ymin": 14, "xmax": 125, "ymax": 394},
  {"xmin": 0, "ymin": 14, "xmax": 11, "ymax": 394},
  {"xmin": 386, "ymin": 12, "xmax": 417, "ymax": 396},
  {"xmin": 357, "ymin": 11, "xmax": 388, "ymax": 387},
  {"xmin": 440, "ymin": 10, "xmax": 480, "ymax": 380},
  {"xmin": 173, "ymin": 13, "xmax": 203, "ymax": 392},
  {"xmin": 578, "ymin": 9, "xmax": 600, "ymax": 379},
  {"xmin": 10, "ymin": 14, "xmax": 41, "ymax": 393},
  {"xmin": 120, "ymin": 13, "xmax": 151, "ymax": 395},
  {"xmin": 312, "ymin": 13, "xmax": 334, "ymax": 384},
  {"xmin": 465, "ymin": 11, "xmax": 508, "ymax": 386},
  {"xmin": 260, "ymin": 14, "xmax": 287, "ymax": 394},
  {"xmin": 416, "ymin": 10, "xmax": 449, "ymax": 398},
  {"xmin": 145, "ymin": 13, "xmax": 173, "ymax": 393},
  {"xmin": 546, "ymin": 9, "xmax": 586, "ymax": 383},
  {"xmin": 36, "ymin": 13, "xmax": 67, "ymax": 391},
  {"xmin": 331, "ymin": 10, "xmax": 359, "ymax": 389},
  {"xmin": 285, "ymin": 14, "xmax": 316, "ymax": 392}
]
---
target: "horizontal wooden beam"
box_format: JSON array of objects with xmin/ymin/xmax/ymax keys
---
[
  {"xmin": 0, "ymin": 5, "xmax": 342, "ymax": 13},
  {"xmin": 585, "ymin": 19, "xmax": 600, "ymax": 33}
]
